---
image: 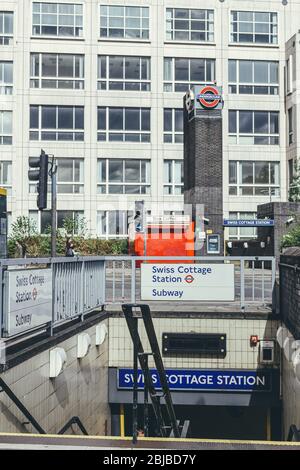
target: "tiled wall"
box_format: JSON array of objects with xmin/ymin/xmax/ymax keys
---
[
  {"xmin": 0, "ymin": 319, "xmax": 110, "ymax": 435},
  {"xmin": 109, "ymin": 316, "xmax": 279, "ymax": 370},
  {"xmin": 282, "ymin": 354, "xmax": 300, "ymax": 438}
]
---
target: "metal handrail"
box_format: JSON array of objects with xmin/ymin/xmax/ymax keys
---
[
  {"xmin": 0, "ymin": 376, "xmax": 88, "ymax": 436},
  {"xmin": 58, "ymin": 416, "xmax": 88, "ymax": 435},
  {"xmin": 0, "ymin": 376, "xmax": 46, "ymax": 434}
]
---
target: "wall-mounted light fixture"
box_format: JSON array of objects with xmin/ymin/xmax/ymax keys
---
[
  {"xmin": 77, "ymin": 333, "xmax": 91, "ymax": 359},
  {"xmin": 95, "ymin": 323, "xmax": 108, "ymax": 346},
  {"xmin": 49, "ymin": 347, "xmax": 67, "ymax": 378}
]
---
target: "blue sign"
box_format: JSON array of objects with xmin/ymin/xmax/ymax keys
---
[
  {"xmin": 223, "ymin": 219, "xmax": 274, "ymax": 228},
  {"xmin": 117, "ymin": 369, "xmax": 271, "ymax": 393}
]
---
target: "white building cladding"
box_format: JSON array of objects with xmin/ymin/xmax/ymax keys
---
[{"xmin": 1, "ymin": 0, "xmax": 300, "ymax": 238}]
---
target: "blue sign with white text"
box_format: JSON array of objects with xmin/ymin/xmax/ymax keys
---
[
  {"xmin": 117, "ymin": 369, "xmax": 271, "ymax": 393},
  {"xmin": 223, "ymin": 219, "xmax": 274, "ymax": 227}
]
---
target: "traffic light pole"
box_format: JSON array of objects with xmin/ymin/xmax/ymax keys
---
[{"xmin": 50, "ymin": 159, "xmax": 57, "ymax": 258}]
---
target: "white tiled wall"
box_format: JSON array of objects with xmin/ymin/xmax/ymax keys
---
[
  {"xmin": 0, "ymin": 319, "xmax": 110, "ymax": 435},
  {"xmin": 109, "ymin": 316, "xmax": 279, "ymax": 370}
]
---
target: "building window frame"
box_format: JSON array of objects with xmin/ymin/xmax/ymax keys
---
[
  {"xmin": 0, "ymin": 61, "xmax": 13, "ymax": 94},
  {"xmin": 164, "ymin": 109, "xmax": 183, "ymax": 143},
  {"xmin": 163, "ymin": 57, "xmax": 215, "ymax": 92},
  {"xmin": 97, "ymin": 210, "xmax": 133, "ymax": 239},
  {"xmin": 166, "ymin": 8, "xmax": 214, "ymax": 42},
  {"xmin": 229, "ymin": 160, "xmax": 280, "ymax": 197},
  {"xmin": 228, "ymin": 59, "xmax": 279, "ymax": 95},
  {"xmin": 0, "ymin": 160, "xmax": 12, "ymax": 195},
  {"xmin": 30, "ymin": 209, "xmax": 84, "ymax": 234},
  {"xmin": 32, "ymin": 2, "xmax": 83, "ymax": 38},
  {"xmin": 97, "ymin": 55, "xmax": 150, "ymax": 91},
  {"xmin": 164, "ymin": 160, "xmax": 184, "ymax": 195},
  {"xmin": 228, "ymin": 212, "xmax": 257, "ymax": 240},
  {"xmin": 0, "ymin": 12, "xmax": 13, "ymax": 45},
  {"xmin": 228, "ymin": 110, "xmax": 279, "ymax": 145},
  {"xmin": 230, "ymin": 11, "xmax": 278, "ymax": 45},
  {"xmin": 30, "ymin": 53, "xmax": 84, "ymax": 89},
  {"xmin": 97, "ymin": 107, "xmax": 150, "ymax": 142},
  {"xmin": 30, "ymin": 105, "xmax": 84, "ymax": 141},
  {"xmin": 97, "ymin": 158, "xmax": 150, "ymax": 195},
  {"xmin": 100, "ymin": 5, "xmax": 149, "ymax": 40},
  {"xmin": 0, "ymin": 111, "xmax": 12, "ymax": 145}
]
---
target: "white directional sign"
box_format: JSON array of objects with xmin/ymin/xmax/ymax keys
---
[
  {"xmin": 141, "ymin": 264, "xmax": 235, "ymax": 302},
  {"xmin": 4, "ymin": 268, "xmax": 52, "ymax": 337}
]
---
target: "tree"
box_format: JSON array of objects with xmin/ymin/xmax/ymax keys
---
[
  {"xmin": 289, "ymin": 162, "xmax": 300, "ymax": 202},
  {"xmin": 10, "ymin": 216, "xmax": 38, "ymax": 257},
  {"xmin": 62, "ymin": 214, "xmax": 88, "ymax": 237}
]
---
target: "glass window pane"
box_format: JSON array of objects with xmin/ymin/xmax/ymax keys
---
[
  {"xmin": 58, "ymin": 55, "xmax": 74, "ymax": 77},
  {"xmin": 254, "ymin": 112, "xmax": 268, "ymax": 133},
  {"xmin": 125, "ymin": 160, "xmax": 139, "ymax": 182},
  {"xmin": 42, "ymin": 106, "xmax": 56, "ymax": 128},
  {"xmin": 109, "ymin": 160, "xmax": 123, "ymax": 182},
  {"xmin": 164, "ymin": 109, "xmax": 172, "ymax": 132},
  {"xmin": 241, "ymin": 162, "xmax": 253, "ymax": 184},
  {"xmin": 58, "ymin": 107, "xmax": 73, "ymax": 129},
  {"xmin": 239, "ymin": 61, "xmax": 253, "ymax": 83},
  {"xmin": 164, "ymin": 58, "xmax": 172, "ymax": 81},
  {"xmin": 229, "ymin": 111, "xmax": 237, "ymax": 133},
  {"xmin": 42, "ymin": 54, "xmax": 57, "ymax": 77},
  {"xmin": 254, "ymin": 61, "xmax": 268, "ymax": 83},
  {"xmin": 190, "ymin": 59, "xmax": 205, "ymax": 81},
  {"xmin": 109, "ymin": 108, "xmax": 123, "ymax": 130},
  {"xmin": 239, "ymin": 111, "xmax": 253, "ymax": 133},
  {"xmin": 141, "ymin": 109, "xmax": 150, "ymax": 130},
  {"xmin": 228, "ymin": 60, "xmax": 237, "ymax": 82},
  {"xmin": 98, "ymin": 107, "xmax": 106, "ymax": 129},
  {"xmin": 125, "ymin": 56, "xmax": 140, "ymax": 79},
  {"xmin": 175, "ymin": 110, "xmax": 183, "ymax": 132},
  {"xmin": 254, "ymin": 162, "xmax": 269, "ymax": 184},
  {"xmin": 175, "ymin": 58, "xmax": 189, "ymax": 81},
  {"xmin": 229, "ymin": 161, "xmax": 237, "ymax": 183},
  {"xmin": 58, "ymin": 159, "xmax": 73, "ymax": 181},
  {"xmin": 109, "ymin": 56, "xmax": 123, "ymax": 79},
  {"xmin": 125, "ymin": 108, "xmax": 140, "ymax": 130},
  {"xmin": 30, "ymin": 106, "xmax": 39, "ymax": 128}
]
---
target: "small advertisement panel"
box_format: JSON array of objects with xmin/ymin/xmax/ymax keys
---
[
  {"xmin": 141, "ymin": 263, "xmax": 234, "ymax": 301},
  {"xmin": 4, "ymin": 268, "xmax": 52, "ymax": 337}
]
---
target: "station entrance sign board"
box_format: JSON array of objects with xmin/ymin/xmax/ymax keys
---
[
  {"xmin": 3, "ymin": 268, "xmax": 52, "ymax": 337},
  {"xmin": 141, "ymin": 263, "xmax": 234, "ymax": 302}
]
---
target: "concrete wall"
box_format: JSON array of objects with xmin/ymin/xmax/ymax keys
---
[
  {"xmin": 282, "ymin": 353, "xmax": 300, "ymax": 439},
  {"xmin": 0, "ymin": 318, "xmax": 110, "ymax": 435},
  {"xmin": 109, "ymin": 315, "xmax": 279, "ymax": 370}
]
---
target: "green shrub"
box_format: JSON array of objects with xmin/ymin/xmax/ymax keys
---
[{"xmin": 281, "ymin": 225, "xmax": 300, "ymax": 249}]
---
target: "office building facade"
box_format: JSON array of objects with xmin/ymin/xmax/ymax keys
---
[{"xmin": 0, "ymin": 0, "xmax": 299, "ymax": 238}]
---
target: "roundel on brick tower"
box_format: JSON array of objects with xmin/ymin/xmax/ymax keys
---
[{"xmin": 197, "ymin": 86, "xmax": 222, "ymax": 109}]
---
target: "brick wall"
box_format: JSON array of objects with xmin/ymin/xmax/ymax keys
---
[
  {"xmin": 280, "ymin": 248, "xmax": 300, "ymax": 339},
  {"xmin": 184, "ymin": 108, "xmax": 224, "ymax": 255}
]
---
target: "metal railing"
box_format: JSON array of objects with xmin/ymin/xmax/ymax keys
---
[
  {"xmin": 104, "ymin": 256, "xmax": 276, "ymax": 310},
  {"xmin": 0, "ymin": 255, "xmax": 275, "ymax": 342}
]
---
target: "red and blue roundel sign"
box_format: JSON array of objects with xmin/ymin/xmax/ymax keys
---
[{"xmin": 197, "ymin": 86, "xmax": 222, "ymax": 109}]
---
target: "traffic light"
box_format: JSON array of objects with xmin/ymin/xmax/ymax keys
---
[{"xmin": 28, "ymin": 150, "xmax": 49, "ymax": 210}]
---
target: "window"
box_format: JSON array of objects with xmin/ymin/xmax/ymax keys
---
[
  {"xmin": 229, "ymin": 161, "xmax": 280, "ymax": 197},
  {"xmin": 166, "ymin": 8, "xmax": 214, "ymax": 42},
  {"xmin": 0, "ymin": 62, "xmax": 12, "ymax": 95},
  {"xmin": 30, "ymin": 105, "xmax": 84, "ymax": 141},
  {"xmin": 230, "ymin": 11, "xmax": 278, "ymax": 44},
  {"xmin": 97, "ymin": 107, "xmax": 150, "ymax": 142},
  {"xmin": 0, "ymin": 111, "xmax": 12, "ymax": 144},
  {"xmin": 228, "ymin": 212, "xmax": 257, "ymax": 240},
  {"xmin": 30, "ymin": 53, "xmax": 84, "ymax": 89},
  {"xmin": 229, "ymin": 110, "xmax": 279, "ymax": 145},
  {"xmin": 286, "ymin": 56, "xmax": 293, "ymax": 94},
  {"xmin": 32, "ymin": 2, "xmax": 83, "ymax": 37},
  {"xmin": 288, "ymin": 108, "xmax": 293, "ymax": 145},
  {"xmin": 164, "ymin": 160, "xmax": 183, "ymax": 195},
  {"xmin": 164, "ymin": 109, "xmax": 183, "ymax": 143},
  {"xmin": 0, "ymin": 12, "xmax": 13, "ymax": 45},
  {"xmin": 164, "ymin": 58, "xmax": 215, "ymax": 92},
  {"xmin": 30, "ymin": 210, "xmax": 84, "ymax": 234},
  {"xmin": 229, "ymin": 60, "xmax": 278, "ymax": 95},
  {"xmin": 29, "ymin": 158, "xmax": 84, "ymax": 193},
  {"xmin": 97, "ymin": 159, "xmax": 150, "ymax": 194},
  {"xmin": 0, "ymin": 161, "xmax": 12, "ymax": 195},
  {"xmin": 97, "ymin": 210, "xmax": 133, "ymax": 238},
  {"xmin": 100, "ymin": 5, "xmax": 149, "ymax": 40},
  {"xmin": 288, "ymin": 159, "xmax": 294, "ymax": 186},
  {"xmin": 98, "ymin": 56, "xmax": 150, "ymax": 91}
]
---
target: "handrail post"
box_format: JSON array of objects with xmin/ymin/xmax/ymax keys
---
[
  {"xmin": 131, "ymin": 259, "xmax": 136, "ymax": 304},
  {"xmin": 240, "ymin": 258, "xmax": 245, "ymax": 311}
]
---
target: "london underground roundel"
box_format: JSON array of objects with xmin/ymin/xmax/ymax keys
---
[{"xmin": 197, "ymin": 85, "xmax": 222, "ymax": 109}]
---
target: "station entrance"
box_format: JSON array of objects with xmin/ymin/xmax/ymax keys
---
[{"xmin": 121, "ymin": 404, "xmax": 282, "ymax": 441}]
